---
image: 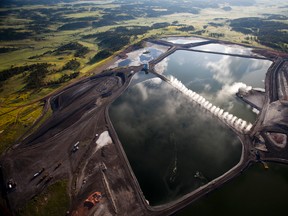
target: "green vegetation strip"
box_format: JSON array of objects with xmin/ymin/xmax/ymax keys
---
[
  {"xmin": 0, "ymin": 103, "xmax": 44, "ymax": 155},
  {"xmin": 18, "ymin": 180, "xmax": 70, "ymax": 216}
]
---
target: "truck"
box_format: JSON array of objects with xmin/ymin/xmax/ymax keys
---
[{"xmin": 32, "ymin": 168, "xmax": 45, "ymax": 179}]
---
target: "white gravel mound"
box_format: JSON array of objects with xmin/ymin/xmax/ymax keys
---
[{"xmin": 96, "ymin": 131, "xmax": 112, "ymax": 150}]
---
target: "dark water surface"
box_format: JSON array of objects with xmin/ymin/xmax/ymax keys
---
[
  {"xmin": 176, "ymin": 163, "xmax": 288, "ymax": 216},
  {"xmin": 109, "ymin": 72, "xmax": 242, "ymax": 205}
]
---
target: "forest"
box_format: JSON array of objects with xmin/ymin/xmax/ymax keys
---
[
  {"xmin": 230, "ymin": 17, "xmax": 288, "ymax": 52},
  {"xmin": 54, "ymin": 42, "xmax": 89, "ymax": 58}
]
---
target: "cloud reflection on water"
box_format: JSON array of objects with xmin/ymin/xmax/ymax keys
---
[
  {"xmin": 109, "ymin": 73, "xmax": 242, "ymax": 205},
  {"xmin": 193, "ymin": 44, "xmax": 254, "ymax": 56},
  {"xmin": 155, "ymin": 57, "xmax": 169, "ymax": 74},
  {"xmin": 206, "ymin": 55, "xmax": 234, "ymax": 85},
  {"xmin": 155, "ymin": 49, "xmax": 271, "ymax": 122}
]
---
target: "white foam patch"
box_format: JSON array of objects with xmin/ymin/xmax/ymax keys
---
[
  {"xmin": 168, "ymin": 76, "xmax": 253, "ymax": 133},
  {"xmin": 252, "ymin": 108, "xmax": 260, "ymax": 114}
]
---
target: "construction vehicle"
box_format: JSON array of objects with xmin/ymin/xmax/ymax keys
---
[
  {"xmin": 84, "ymin": 192, "xmax": 102, "ymax": 209},
  {"xmin": 31, "ymin": 168, "xmax": 45, "ymax": 180},
  {"xmin": 72, "ymin": 146, "xmax": 79, "ymax": 152},
  {"xmin": 72, "ymin": 142, "xmax": 80, "ymax": 153},
  {"xmin": 74, "ymin": 141, "xmax": 79, "ymax": 147}
]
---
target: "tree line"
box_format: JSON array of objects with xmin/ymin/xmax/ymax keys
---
[{"xmin": 230, "ymin": 17, "xmax": 288, "ymax": 52}]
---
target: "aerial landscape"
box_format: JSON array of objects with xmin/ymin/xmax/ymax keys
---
[{"xmin": 0, "ymin": 0, "xmax": 287, "ymax": 215}]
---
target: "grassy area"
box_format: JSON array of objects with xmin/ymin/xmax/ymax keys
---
[
  {"xmin": 18, "ymin": 180, "xmax": 70, "ymax": 216},
  {"xmin": 0, "ymin": 102, "xmax": 44, "ymax": 155}
]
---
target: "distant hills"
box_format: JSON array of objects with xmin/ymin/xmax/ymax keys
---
[
  {"xmin": 1, "ymin": 0, "xmax": 256, "ymax": 7},
  {"xmin": 1, "ymin": 0, "xmax": 74, "ymax": 6}
]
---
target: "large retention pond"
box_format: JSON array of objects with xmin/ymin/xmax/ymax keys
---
[
  {"xmin": 109, "ymin": 40, "xmax": 287, "ymax": 212},
  {"xmin": 109, "ymin": 71, "xmax": 242, "ymax": 205}
]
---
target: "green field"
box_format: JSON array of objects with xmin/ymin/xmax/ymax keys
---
[{"xmin": 18, "ymin": 180, "xmax": 70, "ymax": 216}]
